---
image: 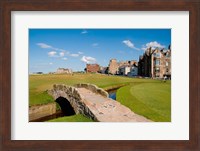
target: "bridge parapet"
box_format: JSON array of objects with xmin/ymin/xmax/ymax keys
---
[
  {"xmin": 31, "ymin": 84, "xmax": 150, "ymax": 122},
  {"xmin": 75, "ymin": 83, "xmax": 108, "ymax": 98},
  {"xmin": 48, "ymin": 84, "xmax": 97, "ymax": 121}
]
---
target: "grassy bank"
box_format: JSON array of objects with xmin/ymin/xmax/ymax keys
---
[
  {"xmin": 116, "ymin": 82, "xmax": 171, "ymax": 122},
  {"xmin": 47, "ymin": 114, "xmax": 94, "ymax": 122}
]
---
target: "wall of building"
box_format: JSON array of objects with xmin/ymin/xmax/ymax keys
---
[
  {"xmin": 108, "ymin": 59, "xmax": 119, "ymax": 74},
  {"xmin": 56, "ymin": 68, "xmax": 72, "ymax": 74},
  {"xmin": 86, "ymin": 64, "xmax": 100, "ymax": 73},
  {"xmin": 138, "ymin": 46, "xmax": 171, "ymax": 78}
]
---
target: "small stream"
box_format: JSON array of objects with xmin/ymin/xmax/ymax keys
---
[{"xmin": 107, "ymin": 87, "xmax": 121, "ymax": 100}]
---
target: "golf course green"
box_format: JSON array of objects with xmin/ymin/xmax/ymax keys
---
[
  {"xmin": 116, "ymin": 82, "xmax": 171, "ymax": 122},
  {"xmin": 29, "ymin": 73, "xmax": 171, "ymax": 122}
]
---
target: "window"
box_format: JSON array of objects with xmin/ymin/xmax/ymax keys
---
[
  {"xmin": 154, "ymin": 52, "xmax": 161, "ymax": 58},
  {"xmin": 166, "ymin": 62, "xmax": 168, "ymax": 66},
  {"xmin": 155, "ymin": 60, "xmax": 160, "ymax": 65},
  {"xmin": 155, "ymin": 67, "xmax": 160, "ymax": 72}
]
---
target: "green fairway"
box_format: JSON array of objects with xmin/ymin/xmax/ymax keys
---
[
  {"xmin": 116, "ymin": 82, "xmax": 171, "ymax": 122},
  {"xmin": 29, "ymin": 73, "xmax": 155, "ymax": 106},
  {"xmin": 29, "ymin": 73, "xmax": 171, "ymax": 122},
  {"xmin": 47, "ymin": 114, "xmax": 94, "ymax": 122}
]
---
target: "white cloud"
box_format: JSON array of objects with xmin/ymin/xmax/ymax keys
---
[
  {"xmin": 141, "ymin": 47, "xmax": 147, "ymax": 51},
  {"xmin": 92, "ymin": 43, "xmax": 99, "ymax": 47},
  {"xmin": 59, "ymin": 52, "xmax": 65, "ymax": 57},
  {"xmin": 62, "ymin": 58, "xmax": 68, "ymax": 60},
  {"xmin": 49, "ymin": 62, "xmax": 53, "ymax": 65},
  {"xmin": 81, "ymin": 30, "xmax": 88, "ymax": 34},
  {"xmin": 36, "ymin": 43, "xmax": 70, "ymax": 54},
  {"xmin": 81, "ymin": 56, "xmax": 96, "ymax": 64},
  {"xmin": 122, "ymin": 40, "xmax": 140, "ymax": 50},
  {"xmin": 37, "ymin": 43, "xmax": 52, "ymax": 49},
  {"xmin": 78, "ymin": 51, "xmax": 83, "ymax": 54},
  {"xmin": 141, "ymin": 41, "xmax": 165, "ymax": 51},
  {"xmin": 70, "ymin": 54, "xmax": 79, "ymax": 57},
  {"xmin": 48, "ymin": 51, "xmax": 57, "ymax": 57}
]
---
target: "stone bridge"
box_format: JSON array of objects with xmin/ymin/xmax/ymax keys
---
[{"xmin": 47, "ymin": 83, "xmax": 150, "ymax": 122}]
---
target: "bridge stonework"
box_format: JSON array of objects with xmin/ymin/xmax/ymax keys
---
[
  {"xmin": 48, "ymin": 84, "xmax": 151, "ymax": 122},
  {"xmin": 48, "ymin": 84, "xmax": 100, "ymax": 121}
]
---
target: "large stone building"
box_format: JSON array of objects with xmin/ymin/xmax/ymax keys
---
[
  {"xmin": 108, "ymin": 59, "xmax": 119, "ymax": 74},
  {"xmin": 56, "ymin": 68, "xmax": 72, "ymax": 74},
  {"xmin": 86, "ymin": 64, "xmax": 100, "ymax": 73},
  {"xmin": 138, "ymin": 45, "xmax": 171, "ymax": 78},
  {"xmin": 108, "ymin": 59, "xmax": 138, "ymax": 76}
]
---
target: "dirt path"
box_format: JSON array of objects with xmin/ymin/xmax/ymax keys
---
[{"xmin": 77, "ymin": 88, "xmax": 151, "ymax": 122}]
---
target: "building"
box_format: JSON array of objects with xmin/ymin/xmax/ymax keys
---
[
  {"xmin": 108, "ymin": 59, "xmax": 119, "ymax": 74},
  {"xmin": 138, "ymin": 45, "xmax": 171, "ymax": 78},
  {"xmin": 108, "ymin": 59, "xmax": 138, "ymax": 75},
  {"xmin": 108, "ymin": 59, "xmax": 138, "ymax": 76},
  {"xmin": 127, "ymin": 65, "xmax": 138, "ymax": 77},
  {"xmin": 86, "ymin": 64, "xmax": 100, "ymax": 73},
  {"xmin": 56, "ymin": 68, "xmax": 72, "ymax": 74},
  {"xmin": 118, "ymin": 65, "xmax": 131, "ymax": 75},
  {"xmin": 100, "ymin": 66, "xmax": 108, "ymax": 74}
]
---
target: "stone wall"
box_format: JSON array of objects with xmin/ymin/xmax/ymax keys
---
[
  {"xmin": 29, "ymin": 102, "xmax": 56, "ymax": 121},
  {"xmin": 75, "ymin": 83, "xmax": 108, "ymax": 98},
  {"xmin": 48, "ymin": 84, "xmax": 98, "ymax": 121}
]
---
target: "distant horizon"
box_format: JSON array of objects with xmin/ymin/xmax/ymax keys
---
[{"xmin": 29, "ymin": 29, "xmax": 171, "ymax": 73}]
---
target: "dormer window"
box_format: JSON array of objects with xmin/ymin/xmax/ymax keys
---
[{"xmin": 154, "ymin": 52, "xmax": 161, "ymax": 58}]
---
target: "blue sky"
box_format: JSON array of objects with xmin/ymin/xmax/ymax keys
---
[{"xmin": 29, "ymin": 29, "xmax": 171, "ymax": 73}]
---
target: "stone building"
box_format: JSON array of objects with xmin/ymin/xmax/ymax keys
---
[
  {"xmin": 108, "ymin": 59, "xmax": 138, "ymax": 75},
  {"xmin": 56, "ymin": 68, "xmax": 72, "ymax": 74},
  {"xmin": 108, "ymin": 59, "xmax": 119, "ymax": 74},
  {"xmin": 86, "ymin": 64, "xmax": 100, "ymax": 73},
  {"xmin": 138, "ymin": 45, "xmax": 171, "ymax": 78}
]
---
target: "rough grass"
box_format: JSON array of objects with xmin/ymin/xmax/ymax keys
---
[
  {"xmin": 116, "ymin": 82, "xmax": 171, "ymax": 122},
  {"xmin": 47, "ymin": 114, "xmax": 94, "ymax": 122}
]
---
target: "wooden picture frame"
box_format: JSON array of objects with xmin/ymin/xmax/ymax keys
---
[{"xmin": 0, "ymin": 0, "xmax": 199, "ymax": 150}]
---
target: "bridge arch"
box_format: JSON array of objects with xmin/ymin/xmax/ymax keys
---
[
  {"xmin": 55, "ymin": 97, "xmax": 75, "ymax": 116},
  {"xmin": 48, "ymin": 84, "xmax": 98, "ymax": 121}
]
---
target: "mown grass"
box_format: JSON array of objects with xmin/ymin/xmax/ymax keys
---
[
  {"xmin": 116, "ymin": 82, "xmax": 171, "ymax": 122},
  {"xmin": 29, "ymin": 73, "xmax": 171, "ymax": 122},
  {"xmin": 29, "ymin": 73, "xmax": 156, "ymax": 106},
  {"xmin": 47, "ymin": 114, "xmax": 94, "ymax": 122}
]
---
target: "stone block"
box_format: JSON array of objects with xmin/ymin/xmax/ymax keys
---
[
  {"xmin": 87, "ymin": 84, "xmax": 98, "ymax": 93},
  {"xmin": 97, "ymin": 88, "xmax": 109, "ymax": 98}
]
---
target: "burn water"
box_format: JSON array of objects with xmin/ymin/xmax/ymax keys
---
[{"xmin": 107, "ymin": 88, "xmax": 120, "ymax": 100}]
